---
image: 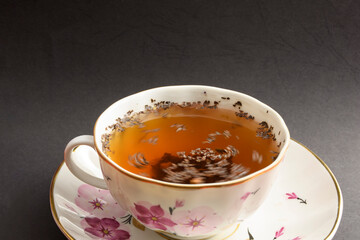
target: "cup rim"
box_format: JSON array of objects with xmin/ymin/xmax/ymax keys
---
[{"xmin": 93, "ymin": 85, "xmax": 290, "ymax": 188}]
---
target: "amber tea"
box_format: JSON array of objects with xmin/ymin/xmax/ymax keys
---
[{"xmin": 102, "ymin": 101, "xmax": 279, "ymax": 184}]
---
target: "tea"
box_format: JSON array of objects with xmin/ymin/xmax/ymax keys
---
[{"xmin": 102, "ymin": 101, "xmax": 279, "ymax": 184}]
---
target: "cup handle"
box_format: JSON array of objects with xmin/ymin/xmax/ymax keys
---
[{"xmin": 64, "ymin": 135, "xmax": 108, "ymax": 189}]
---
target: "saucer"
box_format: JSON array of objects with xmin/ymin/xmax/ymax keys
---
[{"xmin": 50, "ymin": 139, "xmax": 343, "ymax": 239}]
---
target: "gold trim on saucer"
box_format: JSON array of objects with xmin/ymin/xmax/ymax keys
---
[
  {"xmin": 49, "ymin": 139, "xmax": 343, "ymax": 240},
  {"xmin": 49, "ymin": 161, "xmax": 75, "ymax": 240},
  {"xmin": 291, "ymin": 139, "xmax": 343, "ymax": 240}
]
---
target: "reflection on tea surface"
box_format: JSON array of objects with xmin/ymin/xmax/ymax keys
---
[{"xmin": 102, "ymin": 101, "xmax": 279, "ymax": 184}]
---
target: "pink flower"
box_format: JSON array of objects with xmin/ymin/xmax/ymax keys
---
[
  {"xmin": 274, "ymin": 227, "xmax": 284, "ymax": 238},
  {"xmin": 172, "ymin": 206, "xmax": 222, "ymax": 237},
  {"xmin": 132, "ymin": 202, "xmax": 176, "ymax": 231},
  {"xmin": 292, "ymin": 237, "xmax": 301, "ymax": 240},
  {"xmin": 82, "ymin": 217, "xmax": 130, "ymax": 240},
  {"xmin": 241, "ymin": 192, "xmax": 252, "ymax": 200},
  {"xmin": 75, "ymin": 184, "xmax": 127, "ymax": 218},
  {"xmin": 286, "ymin": 192, "xmax": 307, "ymax": 204},
  {"xmin": 175, "ymin": 200, "xmax": 184, "ymax": 208},
  {"xmin": 286, "ymin": 192, "xmax": 298, "ymax": 199}
]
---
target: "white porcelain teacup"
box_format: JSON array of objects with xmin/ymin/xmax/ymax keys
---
[{"xmin": 64, "ymin": 85, "xmax": 290, "ymax": 239}]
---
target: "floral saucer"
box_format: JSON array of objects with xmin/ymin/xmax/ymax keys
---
[{"xmin": 50, "ymin": 140, "xmax": 343, "ymax": 240}]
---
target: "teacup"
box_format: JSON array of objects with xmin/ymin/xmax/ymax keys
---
[{"xmin": 64, "ymin": 85, "xmax": 290, "ymax": 239}]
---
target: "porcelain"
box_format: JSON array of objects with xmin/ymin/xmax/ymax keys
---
[
  {"xmin": 51, "ymin": 140, "xmax": 342, "ymax": 240},
  {"xmin": 63, "ymin": 86, "xmax": 290, "ymax": 239}
]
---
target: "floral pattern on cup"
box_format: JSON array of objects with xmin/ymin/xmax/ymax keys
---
[
  {"xmin": 241, "ymin": 188, "xmax": 260, "ymax": 201},
  {"xmin": 169, "ymin": 200, "xmax": 184, "ymax": 215},
  {"xmin": 172, "ymin": 206, "xmax": 222, "ymax": 236},
  {"xmin": 131, "ymin": 201, "xmax": 222, "ymax": 237},
  {"xmin": 81, "ymin": 217, "xmax": 130, "ymax": 240},
  {"xmin": 64, "ymin": 184, "xmax": 131, "ymax": 239},
  {"xmin": 63, "ymin": 184, "xmax": 307, "ymax": 239},
  {"xmin": 75, "ymin": 184, "xmax": 127, "ymax": 218},
  {"xmin": 132, "ymin": 202, "xmax": 177, "ymax": 231}
]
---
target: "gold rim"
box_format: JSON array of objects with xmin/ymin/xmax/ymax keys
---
[
  {"xmin": 49, "ymin": 161, "xmax": 75, "ymax": 240},
  {"xmin": 92, "ymin": 85, "xmax": 291, "ymax": 189},
  {"xmin": 50, "ymin": 139, "xmax": 342, "ymax": 240}
]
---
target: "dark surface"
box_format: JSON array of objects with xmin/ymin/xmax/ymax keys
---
[{"xmin": 1, "ymin": 0, "xmax": 359, "ymax": 239}]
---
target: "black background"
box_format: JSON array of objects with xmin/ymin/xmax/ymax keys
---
[{"xmin": 1, "ymin": 0, "xmax": 359, "ymax": 239}]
